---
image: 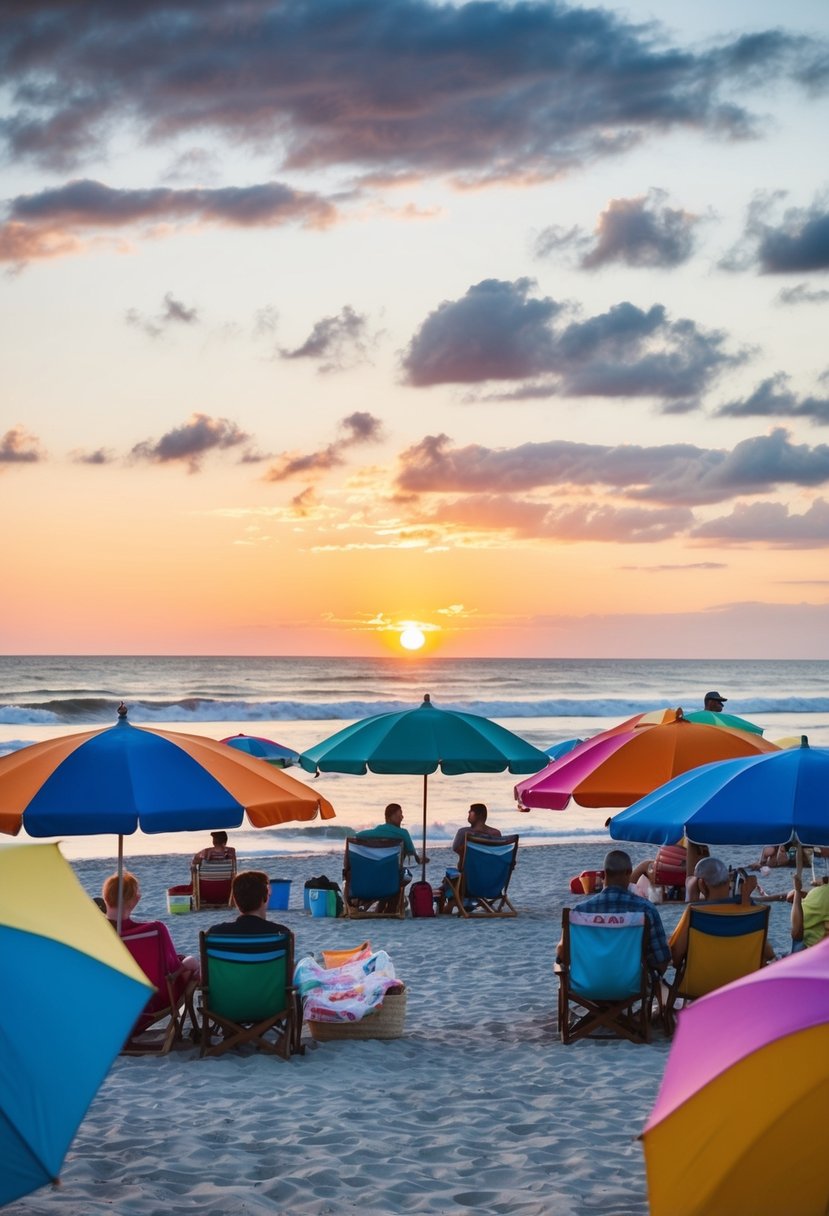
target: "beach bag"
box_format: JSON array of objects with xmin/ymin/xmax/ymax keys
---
[{"xmin": 409, "ymin": 880, "xmax": 435, "ymax": 917}]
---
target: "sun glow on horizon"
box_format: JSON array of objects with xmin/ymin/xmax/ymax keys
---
[{"xmin": 399, "ymin": 624, "xmax": 426, "ymax": 651}]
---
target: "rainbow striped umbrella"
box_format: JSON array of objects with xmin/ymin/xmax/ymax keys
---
[{"xmin": 0, "ymin": 843, "xmax": 152, "ymax": 1204}]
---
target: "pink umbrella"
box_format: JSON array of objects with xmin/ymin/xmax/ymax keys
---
[{"xmin": 642, "ymin": 940, "xmax": 829, "ymax": 1216}]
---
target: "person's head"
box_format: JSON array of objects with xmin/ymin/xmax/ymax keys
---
[
  {"xmin": 231, "ymin": 870, "xmax": 270, "ymax": 915},
  {"xmin": 602, "ymin": 849, "xmax": 633, "ymax": 887},
  {"xmin": 703, "ymin": 691, "xmax": 727, "ymax": 711},
  {"xmin": 102, "ymin": 870, "xmax": 140, "ymax": 913},
  {"xmin": 384, "ymin": 802, "xmax": 403, "ymax": 826},
  {"xmin": 468, "ymin": 803, "xmax": 488, "ymax": 827},
  {"xmin": 210, "ymin": 830, "xmax": 228, "ymax": 847},
  {"xmin": 695, "ymin": 856, "xmax": 730, "ymax": 898}
]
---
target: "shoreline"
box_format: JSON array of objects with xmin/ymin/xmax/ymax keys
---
[{"xmin": 6, "ymin": 841, "xmax": 802, "ymax": 1216}]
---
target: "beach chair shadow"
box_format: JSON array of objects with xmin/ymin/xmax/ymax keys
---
[
  {"xmin": 662, "ymin": 903, "xmax": 770, "ymax": 1036},
  {"xmin": 343, "ymin": 837, "xmax": 407, "ymax": 919},
  {"xmin": 197, "ymin": 929, "xmax": 302, "ymax": 1058},
  {"xmin": 120, "ymin": 924, "xmax": 195, "ymax": 1055},
  {"xmin": 556, "ymin": 908, "xmax": 652, "ymax": 1044},
  {"xmin": 191, "ymin": 858, "xmax": 236, "ymax": 911},
  {"xmin": 444, "ymin": 834, "xmax": 519, "ymax": 918}
]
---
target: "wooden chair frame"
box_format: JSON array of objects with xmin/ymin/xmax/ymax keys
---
[
  {"xmin": 198, "ymin": 929, "xmax": 303, "ymax": 1059},
  {"xmin": 443, "ymin": 834, "xmax": 520, "ymax": 918},
  {"xmin": 120, "ymin": 925, "xmax": 195, "ymax": 1055},
  {"xmin": 343, "ymin": 837, "xmax": 407, "ymax": 919},
  {"xmin": 556, "ymin": 908, "xmax": 652, "ymax": 1044}
]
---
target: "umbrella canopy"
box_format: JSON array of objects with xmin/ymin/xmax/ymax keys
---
[
  {"xmin": 219, "ymin": 733, "xmax": 300, "ymax": 768},
  {"xmin": 544, "ymin": 737, "xmax": 584, "ymax": 760},
  {"xmin": 0, "ymin": 842, "xmax": 152, "ymax": 1205},
  {"xmin": 642, "ymin": 940, "xmax": 829, "ymax": 1216},
  {"xmin": 0, "ymin": 705, "xmax": 335, "ymax": 837},
  {"xmin": 682, "ymin": 709, "xmax": 764, "ymax": 735},
  {"xmin": 514, "ymin": 709, "xmax": 777, "ymax": 811},
  {"xmin": 299, "ymin": 693, "xmax": 547, "ymax": 881},
  {"xmin": 609, "ymin": 737, "xmax": 829, "ymax": 847}
]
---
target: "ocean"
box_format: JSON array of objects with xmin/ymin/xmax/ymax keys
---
[{"xmin": 1, "ymin": 655, "xmax": 827, "ymax": 861}]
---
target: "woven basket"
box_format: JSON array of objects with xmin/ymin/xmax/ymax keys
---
[{"xmin": 307, "ymin": 986, "xmax": 407, "ymax": 1042}]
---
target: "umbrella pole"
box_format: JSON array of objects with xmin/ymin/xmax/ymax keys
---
[
  {"xmin": 421, "ymin": 774, "xmax": 428, "ymax": 884},
  {"xmin": 116, "ymin": 835, "xmax": 124, "ymax": 935}
]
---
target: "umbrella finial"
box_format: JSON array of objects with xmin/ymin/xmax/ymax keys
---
[
  {"xmin": 800, "ymin": 735, "xmax": 809, "ymax": 748},
  {"xmin": 117, "ymin": 702, "xmax": 128, "ymax": 720},
  {"xmin": 676, "ymin": 706, "xmax": 684, "ymax": 721},
  {"xmin": 423, "ymin": 693, "xmax": 431, "ymax": 704}
]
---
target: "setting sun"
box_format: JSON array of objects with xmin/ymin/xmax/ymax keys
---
[{"xmin": 399, "ymin": 624, "xmax": 426, "ymax": 651}]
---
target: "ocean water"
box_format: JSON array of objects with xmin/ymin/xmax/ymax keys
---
[{"xmin": 1, "ymin": 655, "xmax": 826, "ymax": 862}]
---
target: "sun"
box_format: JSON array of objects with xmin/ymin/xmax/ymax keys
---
[{"xmin": 399, "ymin": 624, "xmax": 426, "ymax": 651}]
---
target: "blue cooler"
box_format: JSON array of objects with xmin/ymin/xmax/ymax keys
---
[
  {"xmin": 309, "ymin": 889, "xmax": 336, "ymax": 917},
  {"xmin": 268, "ymin": 879, "xmax": 291, "ymax": 911}
]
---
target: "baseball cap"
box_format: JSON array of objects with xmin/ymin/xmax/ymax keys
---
[{"xmin": 704, "ymin": 691, "xmax": 727, "ymax": 703}]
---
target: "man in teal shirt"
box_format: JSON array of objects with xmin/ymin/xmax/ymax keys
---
[{"xmin": 357, "ymin": 802, "xmax": 428, "ymax": 865}]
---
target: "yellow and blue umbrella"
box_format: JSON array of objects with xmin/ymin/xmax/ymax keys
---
[
  {"xmin": 643, "ymin": 939, "xmax": 829, "ymax": 1216},
  {"xmin": 0, "ymin": 842, "xmax": 152, "ymax": 1205}
]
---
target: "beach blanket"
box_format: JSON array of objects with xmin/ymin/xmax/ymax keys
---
[{"xmin": 294, "ymin": 950, "xmax": 400, "ymax": 1023}]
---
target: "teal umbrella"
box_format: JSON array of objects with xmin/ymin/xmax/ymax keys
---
[
  {"xmin": 299, "ymin": 694, "xmax": 547, "ymax": 881},
  {"xmin": 682, "ymin": 710, "xmax": 764, "ymax": 735}
]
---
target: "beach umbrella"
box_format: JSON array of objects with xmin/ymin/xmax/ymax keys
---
[
  {"xmin": 299, "ymin": 693, "xmax": 547, "ymax": 882},
  {"xmin": 514, "ymin": 708, "xmax": 777, "ymax": 812},
  {"xmin": 642, "ymin": 939, "xmax": 829, "ymax": 1216},
  {"xmin": 0, "ymin": 704, "xmax": 335, "ymax": 927},
  {"xmin": 0, "ymin": 842, "xmax": 152, "ymax": 1205},
  {"xmin": 608, "ymin": 737, "xmax": 829, "ymax": 847},
  {"xmin": 544, "ymin": 737, "xmax": 584, "ymax": 760},
  {"xmin": 219, "ymin": 732, "xmax": 300, "ymax": 767},
  {"xmin": 682, "ymin": 709, "xmax": 764, "ymax": 735}
]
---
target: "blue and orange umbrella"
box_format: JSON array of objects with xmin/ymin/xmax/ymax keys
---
[
  {"xmin": 0, "ymin": 842, "xmax": 152, "ymax": 1205},
  {"xmin": 643, "ymin": 939, "xmax": 829, "ymax": 1216}
]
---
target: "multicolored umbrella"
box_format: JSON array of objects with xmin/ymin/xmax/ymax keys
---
[
  {"xmin": 219, "ymin": 733, "xmax": 300, "ymax": 767},
  {"xmin": 681, "ymin": 709, "xmax": 764, "ymax": 735},
  {"xmin": 0, "ymin": 842, "xmax": 152, "ymax": 1205},
  {"xmin": 514, "ymin": 709, "xmax": 777, "ymax": 811},
  {"xmin": 609, "ymin": 736, "xmax": 829, "ymax": 847},
  {"xmin": 642, "ymin": 939, "xmax": 829, "ymax": 1216},
  {"xmin": 299, "ymin": 693, "xmax": 547, "ymax": 881}
]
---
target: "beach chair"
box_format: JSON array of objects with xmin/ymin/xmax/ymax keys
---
[
  {"xmin": 443, "ymin": 834, "xmax": 520, "ymax": 918},
  {"xmin": 556, "ymin": 908, "xmax": 652, "ymax": 1044},
  {"xmin": 343, "ymin": 837, "xmax": 407, "ymax": 919},
  {"xmin": 652, "ymin": 844, "xmax": 687, "ymax": 901},
  {"xmin": 120, "ymin": 924, "xmax": 195, "ymax": 1055},
  {"xmin": 197, "ymin": 929, "xmax": 302, "ymax": 1058},
  {"xmin": 662, "ymin": 903, "xmax": 770, "ymax": 1036},
  {"xmin": 191, "ymin": 857, "xmax": 236, "ymax": 911}
]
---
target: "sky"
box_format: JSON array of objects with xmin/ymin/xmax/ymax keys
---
[{"xmin": 2, "ymin": 0, "xmax": 829, "ymax": 659}]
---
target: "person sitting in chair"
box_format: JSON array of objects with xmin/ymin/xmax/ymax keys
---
[
  {"xmin": 556, "ymin": 849, "xmax": 670, "ymax": 974},
  {"xmin": 102, "ymin": 871, "xmax": 200, "ymax": 981},
  {"xmin": 357, "ymin": 802, "xmax": 428, "ymax": 865},
  {"xmin": 669, "ymin": 856, "xmax": 775, "ymax": 968},
  {"xmin": 210, "ymin": 871, "xmax": 290, "ymax": 937},
  {"xmin": 451, "ymin": 803, "xmax": 501, "ymax": 865},
  {"xmin": 192, "ymin": 830, "xmax": 237, "ymax": 867}
]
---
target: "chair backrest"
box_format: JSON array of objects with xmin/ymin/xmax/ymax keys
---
[
  {"xmin": 345, "ymin": 838, "xmax": 405, "ymax": 900},
  {"xmin": 462, "ymin": 835, "xmax": 519, "ymax": 900},
  {"xmin": 193, "ymin": 858, "xmax": 236, "ymax": 907},
  {"xmin": 120, "ymin": 925, "xmax": 168, "ymax": 1020},
  {"xmin": 653, "ymin": 844, "xmax": 687, "ymax": 887},
  {"xmin": 680, "ymin": 904, "xmax": 770, "ymax": 999},
  {"xmin": 201, "ymin": 931, "xmax": 293, "ymax": 1023},
  {"xmin": 565, "ymin": 909, "xmax": 647, "ymax": 999}
]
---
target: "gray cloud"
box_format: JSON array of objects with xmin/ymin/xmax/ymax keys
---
[
  {"xmin": 70, "ymin": 447, "xmax": 114, "ymax": 465},
  {"xmin": 722, "ymin": 192, "xmax": 829, "ymax": 273},
  {"xmin": 131, "ymin": 412, "xmax": 250, "ymax": 472},
  {"xmin": 264, "ymin": 412, "xmax": 384, "ymax": 482},
  {"xmin": 692, "ymin": 498, "xmax": 829, "ymax": 547},
  {"xmin": 401, "ymin": 278, "xmax": 739, "ymax": 403},
  {"xmin": 396, "ymin": 428, "xmax": 829, "ymax": 506},
  {"xmin": 777, "ymin": 282, "xmax": 829, "ymax": 306},
  {"xmin": 1, "ymin": 4, "xmax": 826, "ymax": 181},
  {"xmin": 0, "ymin": 425, "xmax": 42, "ymax": 463},
  {"xmin": 280, "ymin": 306, "xmax": 373, "ymax": 373},
  {"xmin": 619, "ymin": 562, "xmax": 728, "ymax": 571},
  {"xmin": 537, "ymin": 189, "xmax": 700, "ymax": 269},
  {"xmin": 417, "ymin": 494, "xmax": 693, "ymax": 543},
  {"xmin": 715, "ymin": 374, "xmax": 829, "ymax": 426},
  {"xmin": 0, "ymin": 178, "xmax": 336, "ymax": 264},
  {"xmin": 126, "ymin": 292, "xmax": 200, "ymax": 339}
]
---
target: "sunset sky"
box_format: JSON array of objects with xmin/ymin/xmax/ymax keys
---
[{"xmin": 2, "ymin": 0, "xmax": 829, "ymax": 658}]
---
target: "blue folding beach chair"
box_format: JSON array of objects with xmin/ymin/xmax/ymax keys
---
[
  {"xmin": 557, "ymin": 908, "xmax": 652, "ymax": 1043},
  {"xmin": 444, "ymin": 834, "xmax": 520, "ymax": 918},
  {"xmin": 343, "ymin": 837, "xmax": 407, "ymax": 918}
]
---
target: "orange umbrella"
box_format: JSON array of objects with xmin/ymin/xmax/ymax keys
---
[{"xmin": 514, "ymin": 708, "xmax": 778, "ymax": 811}]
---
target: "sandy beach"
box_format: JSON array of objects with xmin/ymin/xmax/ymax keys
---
[{"xmin": 5, "ymin": 840, "xmax": 802, "ymax": 1216}]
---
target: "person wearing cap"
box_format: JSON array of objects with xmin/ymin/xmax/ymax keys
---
[
  {"xmin": 556, "ymin": 848, "xmax": 671, "ymax": 974},
  {"xmin": 192, "ymin": 829, "xmax": 237, "ymax": 866},
  {"xmin": 668, "ymin": 856, "xmax": 775, "ymax": 968},
  {"xmin": 703, "ymin": 691, "xmax": 728, "ymax": 711}
]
